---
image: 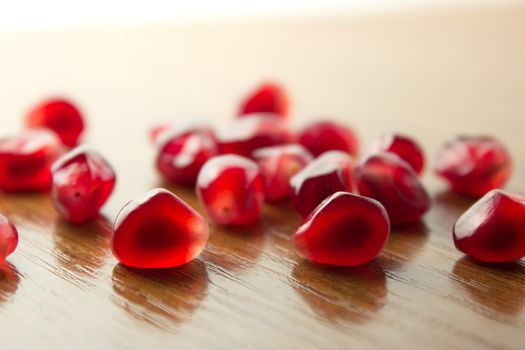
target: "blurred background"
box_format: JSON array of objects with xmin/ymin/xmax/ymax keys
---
[
  {"xmin": 0, "ymin": 0, "xmax": 524, "ymax": 194},
  {"xmin": 1, "ymin": 1, "xmax": 522, "ymax": 29}
]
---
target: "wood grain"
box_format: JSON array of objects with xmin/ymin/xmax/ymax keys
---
[{"xmin": 1, "ymin": 5, "xmax": 525, "ymax": 350}]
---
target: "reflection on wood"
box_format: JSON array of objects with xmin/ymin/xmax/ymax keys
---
[
  {"xmin": 451, "ymin": 257, "xmax": 525, "ymax": 319},
  {"xmin": 52, "ymin": 217, "xmax": 112, "ymax": 278},
  {"xmin": 111, "ymin": 260, "xmax": 208, "ymax": 329},
  {"xmin": 382, "ymin": 222, "xmax": 429, "ymax": 270},
  {"xmin": 0, "ymin": 262, "xmax": 19, "ymax": 304},
  {"xmin": 291, "ymin": 260, "xmax": 387, "ymax": 326},
  {"xmin": 204, "ymin": 223, "xmax": 265, "ymax": 272}
]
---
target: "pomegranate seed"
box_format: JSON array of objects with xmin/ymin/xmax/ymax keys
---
[
  {"xmin": 290, "ymin": 151, "xmax": 354, "ymax": 218},
  {"xmin": 0, "ymin": 129, "xmax": 62, "ymax": 192},
  {"xmin": 298, "ymin": 120, "xmax": 358, "ymax": 157},
  {"xmin": 371, "ymin": 133, "xmax": 425, "ymax": 174},
  {"xmin": 26, "ymin": 98, "xmax": 85, "ymax": 147},
  {"xmin": 238, "ymin": 82, "xmax": 289, "ymax": 118},
  {"xmin": 51, "ymin": 146, "xmax": 116, "ymax": 224},
  {"xmin": 112, "ymin": 188, "xmax": 209, "ymax": 268},
  {"xmin": 355, "ymin": 152, "xmax": 430, "ymax": 225},
  {"xmin": 293, "ymin": 192, "xmax": 390, "ymax": 266},
  {"xmin": 149, "ymin": 121, "xmax": 175, "ymax": 145},
  {"xmin": 454, "ymin": 190, "xmax": 525, "ymax": 263},
  {"xmin": 253, "ymin": 144, "xmax": 313, "ymax": 202},
  {"xmin": 196, "ymin": 155, "xmax": 264, "ymax": 225},
  {"xmin": 217, "ymin": 114, "xmax": 294, "ymax": 158},
  {"xmin": 0, "ymin": 214, "xmax": 18, "ymax": 262},
  {"xmin": 156, "ymin": 127, "xmax": 218, "ymax": 186},
  {"xmin": 435, "ymin": 136, "xmax": 512, "ymax": 198}
]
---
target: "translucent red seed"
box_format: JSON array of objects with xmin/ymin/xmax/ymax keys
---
[
  {"xmin": 217, "ymin": 114, "xmax": 294, "ymax": 158},
  {"xmin": 156, "ymin": 127, "xmax": 218, "ymax": 186},
  {"xmin": 51, "ymin": 146, "xmax": 116, "ymax": 224},
  {"xmin": 149, "ymin": 121, "xmax": 175, "ymax": 145},
  {"xmin": 454, "ymin": 190, "xmax": 525, "ymax": 263},
  {"xmin": 26, "ymin": 98, "xmax": 85, "ymax": 147},
  {"xmin": 196, "ymin": 155, "xmax": 264, "ymax": 226},
  {"xmin": 0, "ymin": 129, "xmax": 62, "ymax": 192},
  {"xmin": 112, "ymin": 188, "xmax": 209, "ymax": 268},
  {"xmin": 293, "ymin": 192, "xmax": 390, "ymax": 266},
  {"xmin": 371, "ymin": 133, "xmax": 425, "ymax": 174},
  {"xmin": 253, "ymin": 144, "xmax": 313, "ymax": 202},
  {"xmin": 0, "ymin": 214, "xmax": 18, "ymax": 262},
  {"xmin": 238, "ymin": 83, "xmax": 289, "ymax": 118},
  {"xmin": 290, "ymin": 151, "xmax": 354, "ymax": 218},
  {"xmin": 435, "ymin": 136, "xmax": 512, "ymax": 198},
  {"xmin": 298, "ymin": 120, "xmax": 359, "ymax": 157},
  {"xmin": 355, "ymin": 152, "xmax": 430, "ymax": 225}
]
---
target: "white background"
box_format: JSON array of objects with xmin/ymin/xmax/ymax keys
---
[{"xmin": 0, "ymin": 0, "xmax": 523, "ymax": 29}]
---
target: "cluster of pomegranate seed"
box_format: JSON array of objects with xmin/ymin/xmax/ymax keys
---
[
  {"xmin": 147, "ymin": 82, "xmax": 518, "ymax": 267},
  {"xmin": 0, "ymin": 97, "xmax": 113, "ymax": 263},
  {"xmin": 0, "ymin": 98, "xmax": 88, "ymax": 194},
  {"xmin": 0, "ymin": 83, "xmax": 519, "ymax": 269}
]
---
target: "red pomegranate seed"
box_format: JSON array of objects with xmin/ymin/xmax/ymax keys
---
[
  {"xmin": 454, "ymin": 190, "xmax": 525, "ymax": 263},
  {"xmin": 290, "ymin": 151, "xmax": 354, "ymax": 218},
  {"xmin": 0, "ymin": 214, "xmax": 18, "ymax": 262},
  {"xmin": 253, "ymin": 144, "xmax": 313, "ymax": 202},
  {"xmin": 51, "ymin": 146, "xmax": 116, "ymax": 223},
  {"xmin": 238, "ymin": 83, "xmax": 289, "ymax": 118},
  {"xmin": 371, "ymin": 133, "xmax": 425, "ymax": 174},
  {"xmin": 435, "ymin": 136, "xmax": 512, "ymax": 198},
  {"xmin": 112, "ymin": 188, "xmax": 209, "ymax": 268},
  {"xmin": 355, "ymin": 152, "xmax": 430, "ymax": 224},
  {"xmin": 293, "ymin": 192, "xmax": 390, "ymax": 266},
  {"xmin": 26, "ymin": 98, "xmax": 85, "ymax": 147},
  {"xmin": 196, "ymin": 155, "xmax": 264, "ymax": 225},
  {"xmin": 0, "ymin": 129, "xmax": 62, "ymax": 192},
  {"xmin": 149, "ymin": 121, "xmax": 175, "ymax": 145},
  {"xmin": 298, "ymin": 120, "xmax": 359, "ymax": 157},
  {"xmin": 217, "ymin": 114, "xmax": 294, "ymax": 158},
  {"xmin": 156, "ymin": 127, "xmax": 218, "ymax": 186}
]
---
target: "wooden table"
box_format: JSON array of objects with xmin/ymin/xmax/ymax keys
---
[{"xmin": 1, "ymin": 5, "xmax": 524, "ymax": 349}]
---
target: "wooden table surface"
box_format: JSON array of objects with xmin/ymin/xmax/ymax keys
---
[{"xmin": 1, "ymin": 5, "xmax": 525, "ymax": 350}]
